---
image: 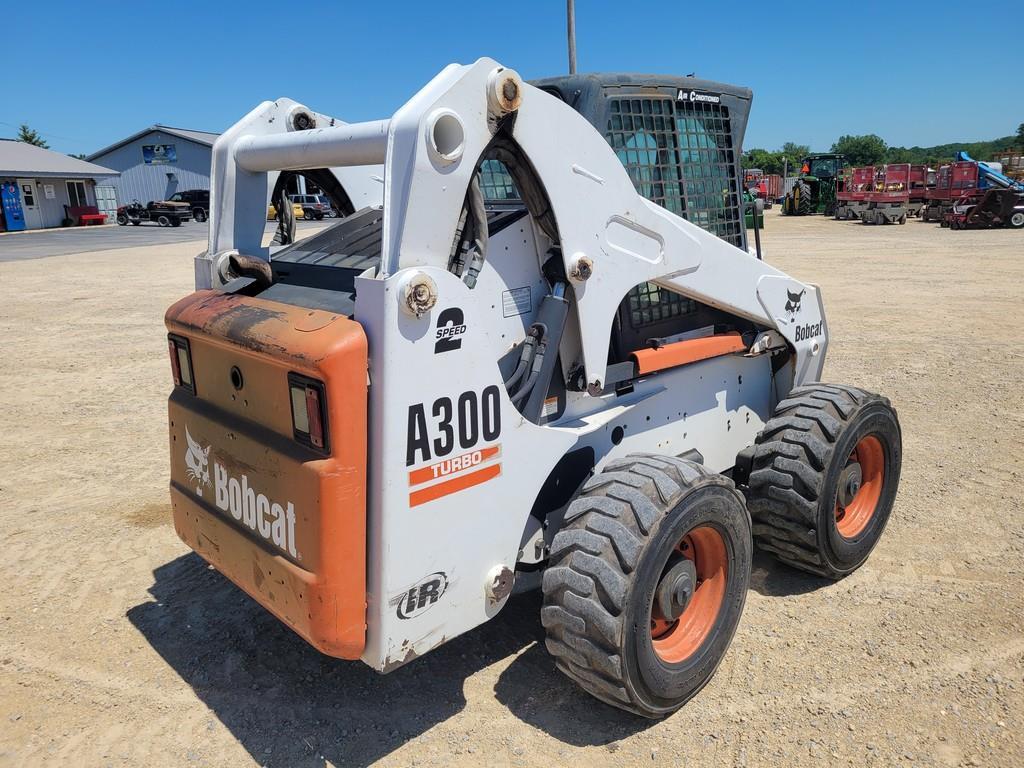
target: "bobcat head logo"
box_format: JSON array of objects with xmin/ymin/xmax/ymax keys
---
[
  {"xmin": 785, "ymin": 289, "xmax": 806, "ymax": 319},
  {"xmin": 184, "ymin": 426, "xmax": 211, "ymax": 497}
]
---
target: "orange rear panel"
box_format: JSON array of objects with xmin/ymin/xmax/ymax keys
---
[{"xmin": 165, "ymin": 290, "xmax": 367, "ymax": 658}]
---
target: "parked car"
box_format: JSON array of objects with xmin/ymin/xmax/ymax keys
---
[
  {"xmin": 315, "ymin": 194, "xmax": 338, "ymax": 217},
  {"xmin": 167, "ymin": 189, "xmax": 210, "ymax": 222},
  {"xmin": 267, "ymin": 200, "xmax": 305, "ymax": 220},
  {"xmin": 290, "ymin": 194, "xmax": 331, "ymax": 220},
  {"xmin": 116, "ymin": 199, "xmax": 192, "ymax": 227}
]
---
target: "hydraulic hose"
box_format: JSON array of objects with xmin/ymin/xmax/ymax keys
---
[
  {"xmin": 504, "ymin": 334, "xmax": 538, "ymax": 393},
  {"xmin": 511, "ymin": 341, "xmax": 547, "ymax": 406}
]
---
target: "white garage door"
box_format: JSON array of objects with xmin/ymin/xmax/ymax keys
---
[{"xmin": 94, "ymin": 185, "xmax": 118, "ymax": 223}]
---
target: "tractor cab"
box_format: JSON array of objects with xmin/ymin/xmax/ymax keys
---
[
  {"xmin": 804, "ymin": 153, "xmax": 845, "ymax": 180},
  {"xmin": 782, "ymin": 152, "xmax": 847, "ymax": 216}
]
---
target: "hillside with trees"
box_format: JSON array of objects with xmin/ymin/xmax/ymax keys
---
[{"xmin": 743, "ymin": 124, "xmax": 1023, "ymax": 172}]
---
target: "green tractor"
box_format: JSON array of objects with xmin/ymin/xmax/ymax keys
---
[{"xmin": 781, "ymin": 153, "xmax": 847, "ymax": 216}]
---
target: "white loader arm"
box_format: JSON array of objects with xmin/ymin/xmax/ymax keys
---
[
  {"xmin": 198, "ymin": 98, "xmax": 385, "ymax": 289},
  {"xmin": 205, "ymin": 57, "xmax": 827, "ymax": 387}
]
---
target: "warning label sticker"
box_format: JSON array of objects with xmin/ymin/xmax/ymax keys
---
[
  {"xmin": 541, "ymin": 396, "xmax": 558, "ymax": 419},
  {"xmin": 502, "ymin": 287, "xmax": 532, "ymax": 318}
]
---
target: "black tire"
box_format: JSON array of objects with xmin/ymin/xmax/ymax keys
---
[
  {"xmin": 157, "ymin": 215, "xmax": 170, "ymax": 227},
  {"xmin": 194, "ymin": 208, "xmax": 207, "ymax": 223},
  {"xmin": 116, "ymin": 214, "xmax": 128, "ymax": 226},
  {"xmin": 899, "ymin": 214, "xmax": 907, "ymax": 225},
  {"xmin": 746, "ymin": 384, "xmax": 902, "ymax": 579},
  {"xmin": 542, "ymin": 455, "xmax": 752, "ymax": 718},
  {"xmin": 1008, "ymin": 211, "xmax": 1024, "ymax": 229},
  {"xmin": 796, "ymin": 183, "xmax": 813, "ymax": 216},
  {"xmin": 304, "ymin": 208, "xmax": 315, "ymax": 220}
]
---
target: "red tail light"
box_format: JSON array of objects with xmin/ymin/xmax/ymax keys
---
[
  {"xmin": 289, "ymin": 373, "xmax": 329, "ymax": 452},
  {"xmin": 167, "ymin": 334, "xmax": 195, "ymax": 393},
  {"xmin": 168, "ymin": 339, "xmax": 182, "ymax": 386},
  {"xmin": 305, "ymin": 386, "xmax": 324, "ymax": 449}
]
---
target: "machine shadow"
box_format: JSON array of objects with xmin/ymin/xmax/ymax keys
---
[
  {"xmin": 493, "ymin": 556, "xmax": 831, "ymax": 743},
  {"xmin": 748, "ymin": 549, "xmax": 831, "ymax": 596},
  {"xmin": 128, "ymin": 553, "xmax": 650, "ymax": 766},
  {"xmin": 493, "ymin": 641, "xmax": 651, "ymax": 746}
]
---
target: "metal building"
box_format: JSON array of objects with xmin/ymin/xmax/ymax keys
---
[
  {"xmin": 86, "ymin": 125, "xmax": 220, "ymax": 209},
  {"xmin": 0, "ymin": 139, "xmax": 119, "ymax": 231}
]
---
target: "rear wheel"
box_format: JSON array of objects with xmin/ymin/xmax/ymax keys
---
[
  {"xmin": 1009, "ymin": 211, "xmax": 1024, "ymax": 229},
  {"xmin": 116, "ymin": 213, "xmax": 127, "ymax": 226},
  {"xmin": 157, "ymin": 215, "xmax": 170, "ymax": 227},
  {"xmin": 194, "ymin": 209, "xmax": 207, "ymax": 223},
  {"xmin": 542, "ymin": 455, "xmax": 751, "ymax": 718},
  {"xmin": 304, "ymin": 208, "xmax": 315, "ymax": 220},
  {"xmin": 796, "ymin": 183, "xmax": 813, "ymax": 215},
  {"xmin": 746, "ymin": 384, "xmax": 901, "ymax": 579}
]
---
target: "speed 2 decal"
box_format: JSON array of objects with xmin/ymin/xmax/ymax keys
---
[
  {"xmin": 434, "ymin": 307, "xmax": 466, "ymax": 354},
  {"xmin": 406, "ymin": 386, "xmax": 502, "ymax": 507}
]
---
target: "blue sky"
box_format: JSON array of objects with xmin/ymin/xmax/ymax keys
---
[{"xmin": 5, "ymin": 1, "xmax": 1020, "ymax": 156}]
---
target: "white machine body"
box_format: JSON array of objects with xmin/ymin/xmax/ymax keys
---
[{"xmin": 197, "ymin": 58, "xmax": 828, "ymax": 671}]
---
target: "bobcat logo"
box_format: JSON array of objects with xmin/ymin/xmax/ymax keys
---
[
  {"xmin": 785, "ymin": 289, "xmax": 806, "ymax": 319},
  {"xmin": 185, "ymin": 427, "xmax": 211, "ymax": 496}
]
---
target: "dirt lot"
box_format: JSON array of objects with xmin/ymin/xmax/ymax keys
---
[{"xmin": 1, "ymin": 211, "xmax": 1022, "ymax": 767}]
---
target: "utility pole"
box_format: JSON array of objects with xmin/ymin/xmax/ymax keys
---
[{"xmin": 567, "ymin": 0, "xmax": 577, "ymax": 74}]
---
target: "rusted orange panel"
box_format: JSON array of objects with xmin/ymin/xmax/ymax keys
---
[
  {"xmin": 166, "ymin": 290, "xmax": 367, "ymax": 659},
  {"xmin": 631, "ymin": 332, "xmax": 746, "ymax": 375}
]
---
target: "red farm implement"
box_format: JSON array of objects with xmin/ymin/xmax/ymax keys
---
[
  {"xmin": 834, "ymin": 166, "xmax": 876, "ymax": 220},
  {"xmin": 860, "ymin": 163, "xmax": 911, "ymax": 225}
]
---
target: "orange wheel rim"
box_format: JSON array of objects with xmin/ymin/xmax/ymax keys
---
[
  {"xmin": 650, "ymin": 526, "xmax": 727, "ymax": 664},
  {"xmin": 835, "ymin": 435, "xmax": 884, "ymax": 539}
]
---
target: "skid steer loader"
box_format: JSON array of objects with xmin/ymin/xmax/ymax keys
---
[{"xmin": 164, "ymin": 59, "xmax": 902, "ymax": 718}]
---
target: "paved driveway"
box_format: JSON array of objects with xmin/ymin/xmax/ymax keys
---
[{"xmin": 0, "ymin": 220, "xmax": 329, "ymax": 262}]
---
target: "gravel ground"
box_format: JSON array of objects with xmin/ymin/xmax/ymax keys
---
[{"xmin": 0, "ymin": 210, "xmax": 1021, "ymax": 767}]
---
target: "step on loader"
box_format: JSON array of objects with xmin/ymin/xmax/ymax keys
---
[{"xmin": 163, "ymin": 59, "xmax": 903, "ymax": 718}]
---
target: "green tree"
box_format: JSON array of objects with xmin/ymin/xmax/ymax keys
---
[
  {"xmin": 68, "ymin": 153, "xmax": 86, "ymax": 160},
  {"xmin": 1017, "ymin": 123, "xmax": 1024, "ymax": 145},
  {"xmin": 831, "ymin": 134, "xmax": 887, "ymax": 166},
  {"xmin": 886, "ymin": 146, "xmax": 913, "ymax": 163},
  {"xmin": 742, "ymin": 148, "xmax": 785, "ymax": 175},
  {"xmin": 17, "ymin": 124, "xmax": 49, "ymax": 149},
  {"xmin": 780, "ymin": 142, "xmax": 810, "ymax": 161}
]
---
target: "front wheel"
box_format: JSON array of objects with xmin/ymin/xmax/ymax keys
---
[
  {"xmin": 746, "ymin": 384, "xmax": 902, "ymax": 579},
  {"xmin": 542, "ymin": 455, "xmax": 751, "ymax": 718},
  {"xmin": 1008, "ymin": 211, "xmax": 1024, "ymax": 229},
  {"xmin": 194, "ymin": 209, "xmax": 207, "ymax": 223},
  {"xmin": 116, "ymin": 214, "xmax": 128, "ymax": 226},
  {"xmin": 157, "ymin": 215, "xmax": 171, "ymax": 227}
]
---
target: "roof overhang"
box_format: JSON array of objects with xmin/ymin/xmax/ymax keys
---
[{"xmin": 0, "ymin": 169, "xmax": 120, "ymax": 179}]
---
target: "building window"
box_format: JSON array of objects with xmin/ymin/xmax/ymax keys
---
[{"xmin": 67, "ymin": 181, "xmax": 88, "ymax": 208}]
